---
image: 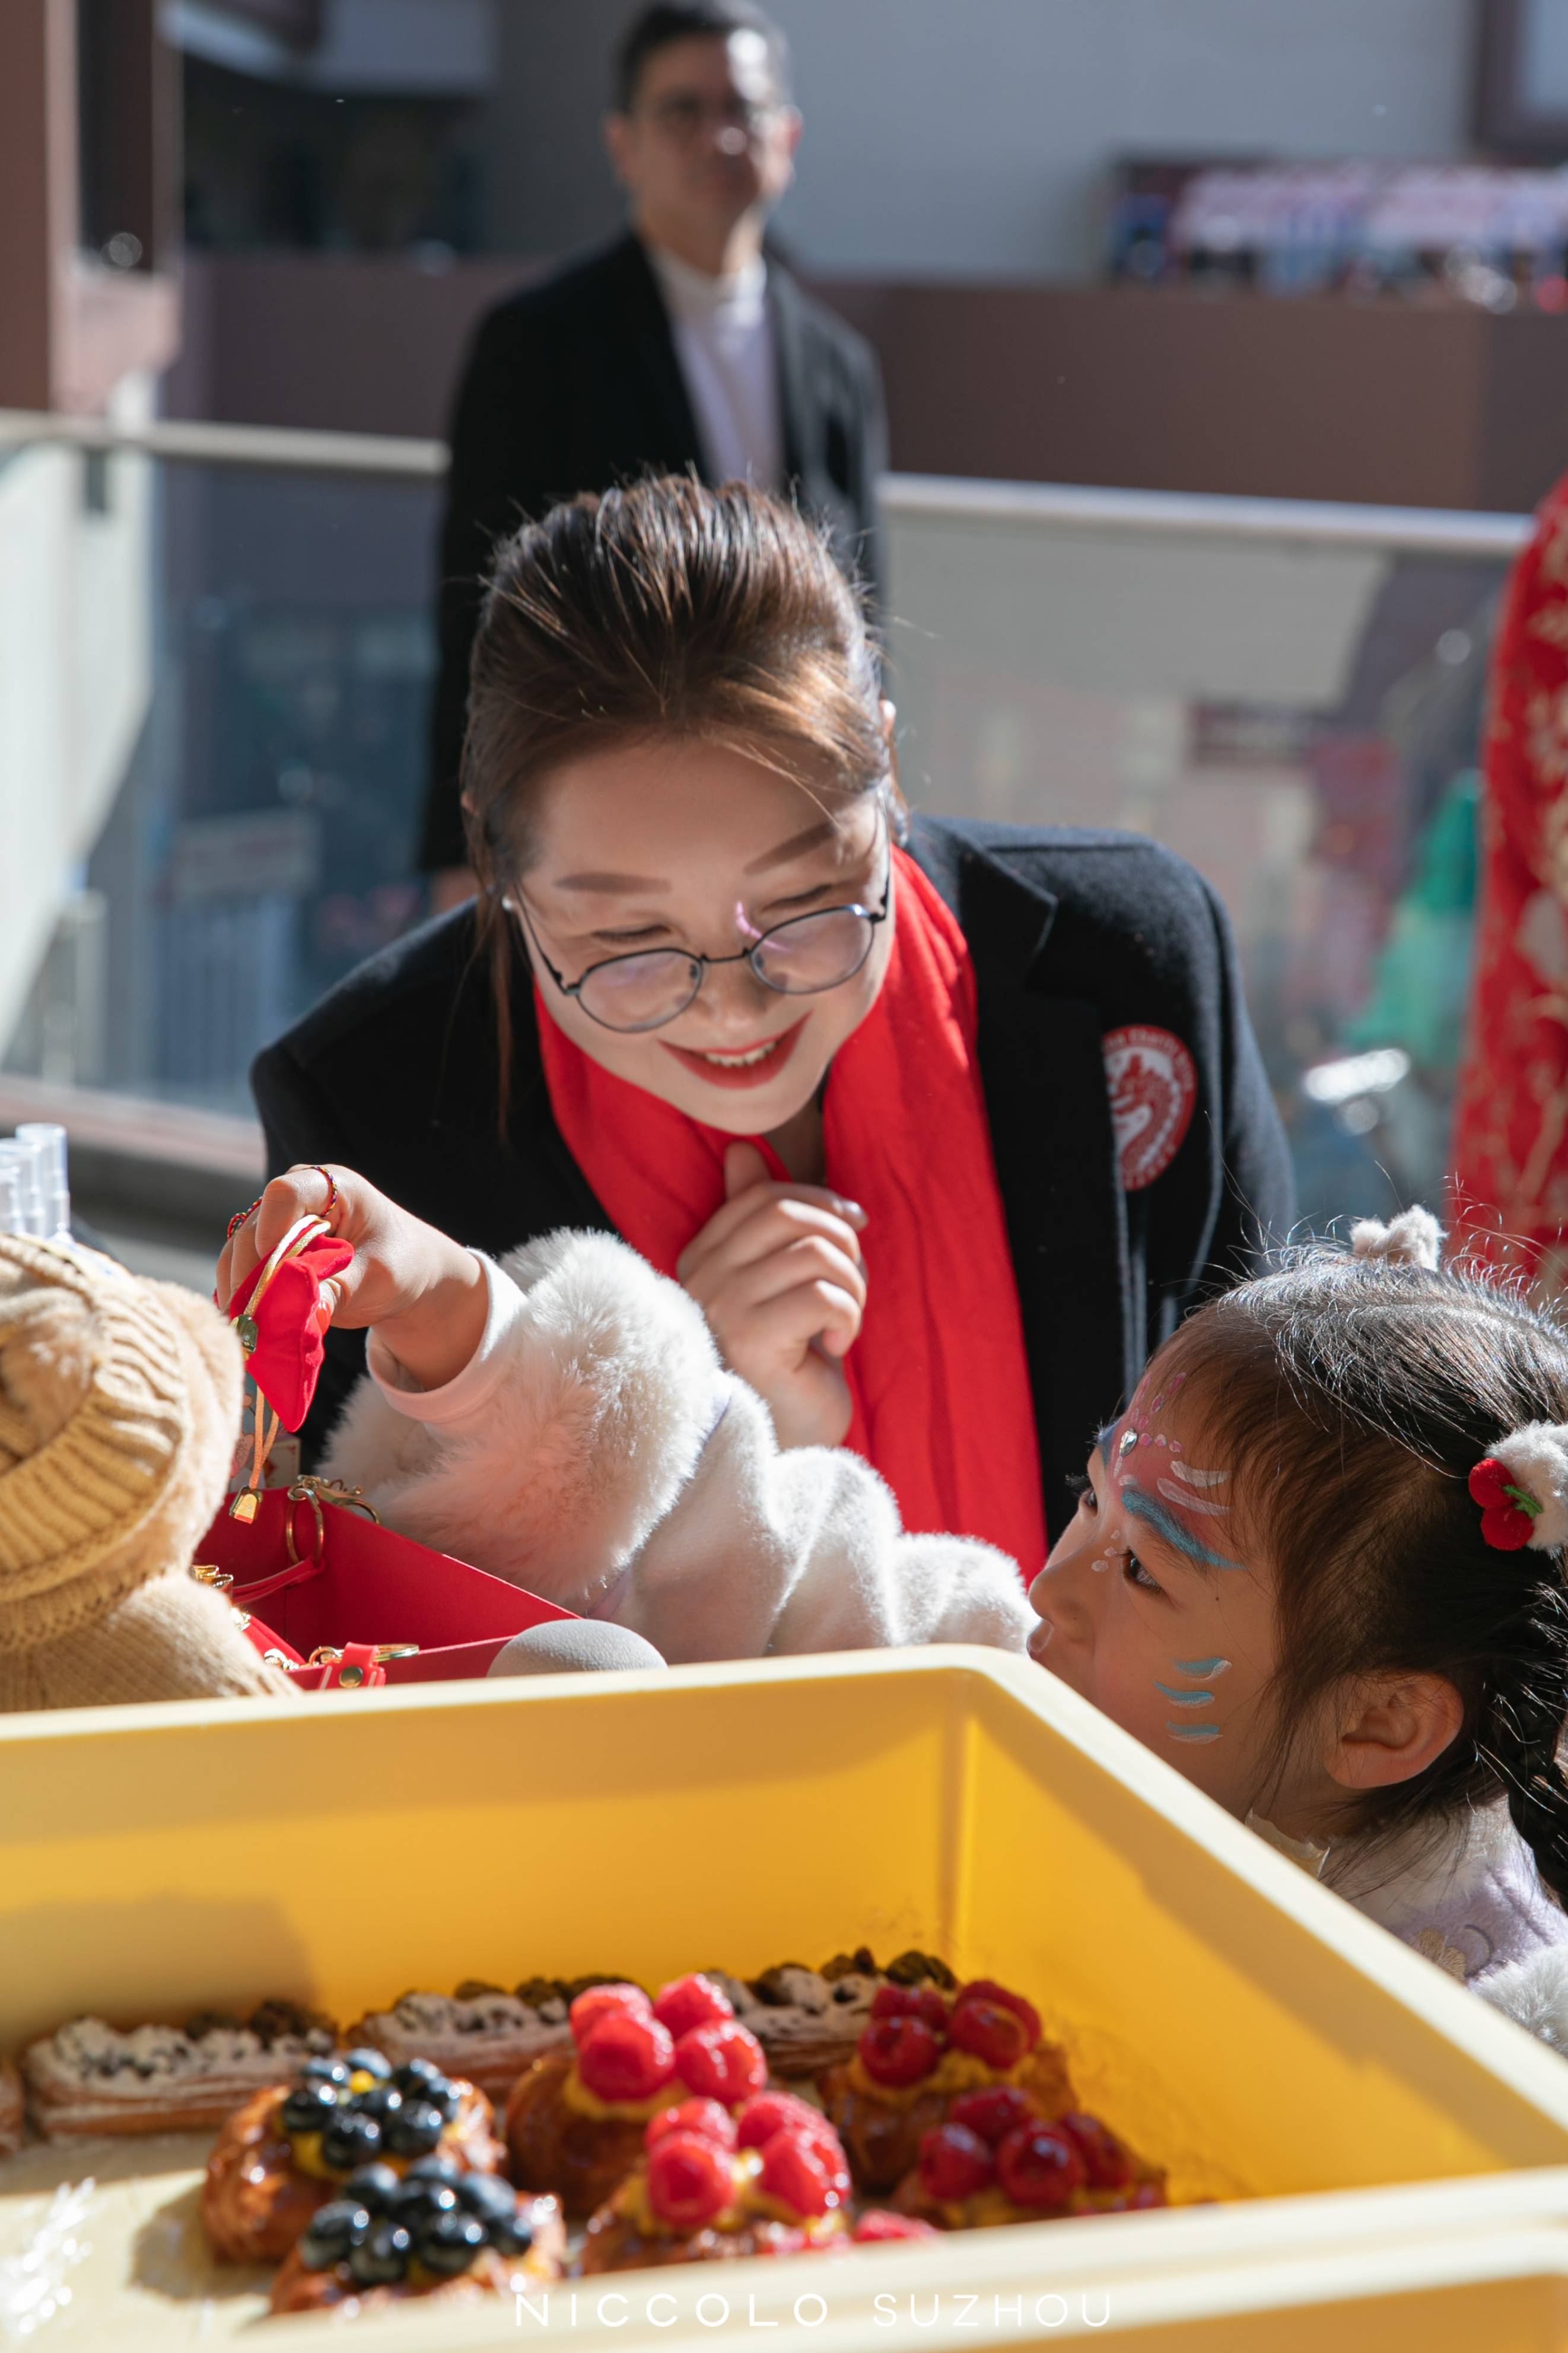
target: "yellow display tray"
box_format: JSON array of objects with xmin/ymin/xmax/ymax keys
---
[
  {"xmin": 334, "ymin": 2183, "xmax": 1568, "ymax": 2352},
  {"xmin": 354, "ymin": 2214, "xmax": 1568, "ymax": 2352},
  {"xmin": 3, "ymin": 1647, "xmax": 1568, "ymax": 2344}
]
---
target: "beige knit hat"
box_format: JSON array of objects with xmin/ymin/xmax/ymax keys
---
[{"xmin": 0, "ymin": 1236, "xmax": 287, "ymax": 1706}]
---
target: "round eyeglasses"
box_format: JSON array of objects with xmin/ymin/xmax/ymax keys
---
[{"xmin": 516, "ymin": 836, "xmax": 893, "ymax": 1036}]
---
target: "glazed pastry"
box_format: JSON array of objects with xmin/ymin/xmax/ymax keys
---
[
  {"xmin": 21, "ymin": 2000, "xmax": 336, "ymax": 2140},
  {"xmin": 581, "ymin": 2090, "xmax": 853, "ymax": 2271},
  {"xmin": 202, "ymin": 2049, "xmax": 503, "ymax": 2263},
  {"xmin": 507, "ymin": 1976, "xmax": 769, "ymax": 2218},
  {"xmin": 892, "ymin": 2093, "xmax": 1166, "ymax": 2228},
  {"xmin": 819, "ymin": 1979, "xmax": 1073, "ymax": 2195},
  {"xmin": 709, "ymin": 1965, "xmax": 880, "ymax": 2079},
  {"xmin": 270, "ymin": 2160, "xmax": 563, "ymax": 2316},
  {"xmin": 0, "ymin": 2057, "xmax": 23, "ymax": 2160},
  {"xmin": 348, "ymin": 1987, "xmax": 574, "ymax": 2105}
]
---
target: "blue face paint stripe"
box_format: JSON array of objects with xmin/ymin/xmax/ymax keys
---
[
  {"xmin": 1175, "ymin": 1657, "xmax": 1231, "ymax": 1677},
  {"xmin": 1121, "ymin": 1483, "xmax": 1246, "ymax": 1574},
  {"xmin": 1168, "ymin": 1724, "xmax": 1222, "ymax": 1742},
  {"xmin": 1094, "ymin": 1420, "xmax": 1122, "ymax": 1461},
  {"xmin": 1155, "ymin": 1683, "xmax": 1215, "ymax": 1706}
]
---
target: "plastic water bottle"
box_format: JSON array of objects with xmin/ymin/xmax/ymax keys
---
[
  {"xmin": 0, "ymin": 1142, "xmax": 44, "ymax": 1237},
  {"xmin": 0, "ymin": 1161, "xmax": 23, "ymax": 1237},
  {"xmin": 15, "ymin": 1123, "xmax": 70, "ymax": 1241}
]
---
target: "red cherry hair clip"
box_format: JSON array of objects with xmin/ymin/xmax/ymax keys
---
[
  {"xmin": 1468, "ymin": 1425, "xmax": 1568, "ymax": 1554},
  {"xmin": 1468, "ymin": 1458, "xmax": 1542, "ymax": 1551}
]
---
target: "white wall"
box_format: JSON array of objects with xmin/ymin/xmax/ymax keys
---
[
  {"xmin": 481, "ymin": 0, "xmax": 1475, "ymax": 278},
  {"xmin": 0, "ymin": 377, "xmax": 157, "ymax": 1055}
]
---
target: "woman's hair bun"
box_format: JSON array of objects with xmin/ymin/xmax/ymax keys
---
[{"xmin": 1349, "ymin": 1207, "xmax": 1443, "ymax": 1272}]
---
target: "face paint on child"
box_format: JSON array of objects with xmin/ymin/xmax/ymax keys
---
[
  {"xmin": 1155, "ymin": 1654, "xmax": 1232, "ymax": 1743},
  {"xmin": 1029, "ymin": 1374, "xmax": 1278, "ymax": 1815},
  {"xmin": 1109, "ymin": 1377, "xmax": 1248, "ymax": 1574}
]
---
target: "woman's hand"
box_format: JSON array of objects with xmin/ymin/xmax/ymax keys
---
[
  {"xmin": 215, "ymin": 1164, "xmax": 488, "ymax": 1392},
  {"xmin": 677, "ymin": 1143, "xmax": 868, "ymax": 1448}
]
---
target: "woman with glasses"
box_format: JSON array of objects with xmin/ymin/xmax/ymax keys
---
[{"xmin": 253, "ymin": 477, "xmax": 1292, "ymax": 1574}]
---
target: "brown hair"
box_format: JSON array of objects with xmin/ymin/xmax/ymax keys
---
[
  {"xmin": 1156, "ymin": 1252, "xmax": 1568, "ymax": 1903},
  {"xmin": 460, "ymin": 475, "xmax": 891, "ymax": 1119}
]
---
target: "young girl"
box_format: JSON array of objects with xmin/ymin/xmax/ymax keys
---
[{"xmin": 1026, "ymin": 1205, "xmax": 1568, "ymax": 2039}]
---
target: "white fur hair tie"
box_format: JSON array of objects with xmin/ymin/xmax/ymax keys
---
[
  {"xmin": 1472, "ymin": 1427, "xmax": 1568, "ymax": 1553},
  {"xmin": 1350, "ymin": 1206, "xmax": 1443, "ymax": 1272}
]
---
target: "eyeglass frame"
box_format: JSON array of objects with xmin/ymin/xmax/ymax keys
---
[
  {"xmin": 513, "ymin": 808, "xmax": 894, "ymax": 1036},
  {"xmin": 638, "ymin": 89, "xmax": 781, "ymax": 143}
]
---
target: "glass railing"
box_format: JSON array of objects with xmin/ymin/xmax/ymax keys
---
[
  {"xmin": 0, "ymin": 409, "xmax": 1531, "ymax": 1230},
  {"xmin": 880, "ymin": 477, "xmax": 1526, "ymax": 1231}
]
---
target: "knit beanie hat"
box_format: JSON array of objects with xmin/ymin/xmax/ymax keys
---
[{"xmin": 0, "ymin": 1236, "xmax": 287, "ymax": 1706}]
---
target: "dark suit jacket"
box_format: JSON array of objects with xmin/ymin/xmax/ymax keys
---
[
  {"xmin": 422, "ymin": 231, "xmax": 888, "ymax": 872},
  {"xmin": 253, "ymin": 817, "xmax": 1295, "ymax": 1539}
]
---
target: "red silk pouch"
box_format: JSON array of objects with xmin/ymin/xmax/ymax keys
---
[
  {"xmin": 196, "ymin": 1482, "xmax": 577, "ymax": 1688},
  {"xmin": 224, "ymin": 1222, "xmax": 354, "ymax": 1432}
]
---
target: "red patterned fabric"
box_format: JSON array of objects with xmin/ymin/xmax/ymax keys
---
[
  {"xmin": 1453, "ymin": 472, "xmax": 1568, "ymax": 1283},
  {"xmin": 536, "ymin": 849, "xmax": 1047, "ymax": 1577}
]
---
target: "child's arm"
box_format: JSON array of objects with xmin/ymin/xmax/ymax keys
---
[
  {"xmin": 606, "ymin": 1377, "xmax": 1033, "ymax": 1662},
  {"xmin": 321, "ymin": 1231, "xmax": 1033, "ymax": 1660},
  {"xmin": 320, "ymin": 1232, "xmax": 727, "ymax": 1614}
]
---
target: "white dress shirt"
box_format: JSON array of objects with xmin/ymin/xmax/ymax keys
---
[{"xmin": 645, "ymin": 241, "xmax": 784, "ymax": 492}]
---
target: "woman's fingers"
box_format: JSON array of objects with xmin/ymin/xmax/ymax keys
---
[
  {"xmin": 682, "ymin": 1172, "xmax": 866, "ymax": 1268},
  {"xmin": 723, "ymin": 1279, "xmax": 863, "ymax": 1374},
  {"xmin": 253, "ymin": 1164, "xmax": 340, "ymax": 1258},
  {"xmin": 678, "ymin": 1189, "xmax": 864, "ymax": 1288},
  {"xmin": 215, "ymin": 1164, "xmax": 342, "ymax": 1309},
  {"xmin": 688, "ymin": 1232, "xmax": 867, "ymax": 1320}
]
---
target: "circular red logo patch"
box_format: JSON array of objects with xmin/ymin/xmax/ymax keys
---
[{"xmin": 1103, "ymin": 1025, "xmax": 1198, "ymax": 1192}]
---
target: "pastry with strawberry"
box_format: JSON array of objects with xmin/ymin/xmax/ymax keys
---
[
  {"xmin": 202, "ymin": 2049, "xmax": 504, "ymax": 2264},
  {"xmin": 818, "ymin": 1980, "xmax": 1073, "ymax": 2194},
  {"xmin": 581, "ymin": 2090, "xmax": 854, "ymax": 2271},
  {"xmin": 892, "ymin": 2090, "xmax": 1166, "ymax": 2230},
  {"xmin": 506, "ymin": 1976, "xmax": 769, "ymax": 2218}
]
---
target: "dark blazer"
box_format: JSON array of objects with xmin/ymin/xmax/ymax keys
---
[
  {"xmin": 253, "ymin": 818, "xmax": 1294, "ymax": 1542},
  {"xmin": 422, "ymin": 231, "xmax": 888, "ymax": 872}
]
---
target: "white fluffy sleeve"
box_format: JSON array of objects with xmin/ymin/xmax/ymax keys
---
[{"xmin": 320, "ymin": 1232, "xmax": 1034, "ymax": 1663}]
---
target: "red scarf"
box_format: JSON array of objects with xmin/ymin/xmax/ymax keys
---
[{"xmin": 535, "ymin": 850, "xmax": 1045, "ymax": 1577}]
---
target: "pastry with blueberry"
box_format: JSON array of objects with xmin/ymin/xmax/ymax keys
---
[
  {"xmin": 202, "ymin": 2049, "xmax": 503, "ymax": 2262},
  {"xmin": 818, "ymin": 1979, "xmax": 1073, "ymax": 2195},
  {"xmin": 507, "ymin": 1976, "xmax": 769, "ymax": 2218},
  {"xmin": 892, "ymin": 2092, "xmax": 1166, "ymax": 2229},
  {"xmin": 269, "ymin": 2157, "xmax": 563, "ymax": 2316},
  {"xmin": 581, "ymin": 2090, "xmax": 853, "ymax": 2271}
]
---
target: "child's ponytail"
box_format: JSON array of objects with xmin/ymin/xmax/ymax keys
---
[
  {"xmin": 1478, "ymin": 1641, "xmax": 1568, "ymax": 1909},
  {"xmin": 1467, "ymin": 1420, "xmax": 1568, "ymax": 1909}
]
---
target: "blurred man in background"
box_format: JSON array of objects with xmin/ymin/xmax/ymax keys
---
[{"xmin": 421, "ymin": 0, "xmax": 887, "ymax": 896}]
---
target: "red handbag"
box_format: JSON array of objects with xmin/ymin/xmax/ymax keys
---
[{"xmin": 196, "ymin": 1480, "xmax": 577, "ymax": 1690}]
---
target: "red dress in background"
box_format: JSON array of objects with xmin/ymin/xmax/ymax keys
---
[{"xmin": 1452, "ymin": 471, "xmax": 1568, "ymax": 1285}]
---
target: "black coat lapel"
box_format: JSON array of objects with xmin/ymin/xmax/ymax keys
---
[
  {"xmin": 909, "ymin": 825, "xmax": 1131, "ymax": 1536},
  {"xmin": 614, "ymin": 234, "xmax": 710, "ymax": 481},
  {"xmin": 768, "ymin": 261, "xmax": 810, "ymax": 490}
]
